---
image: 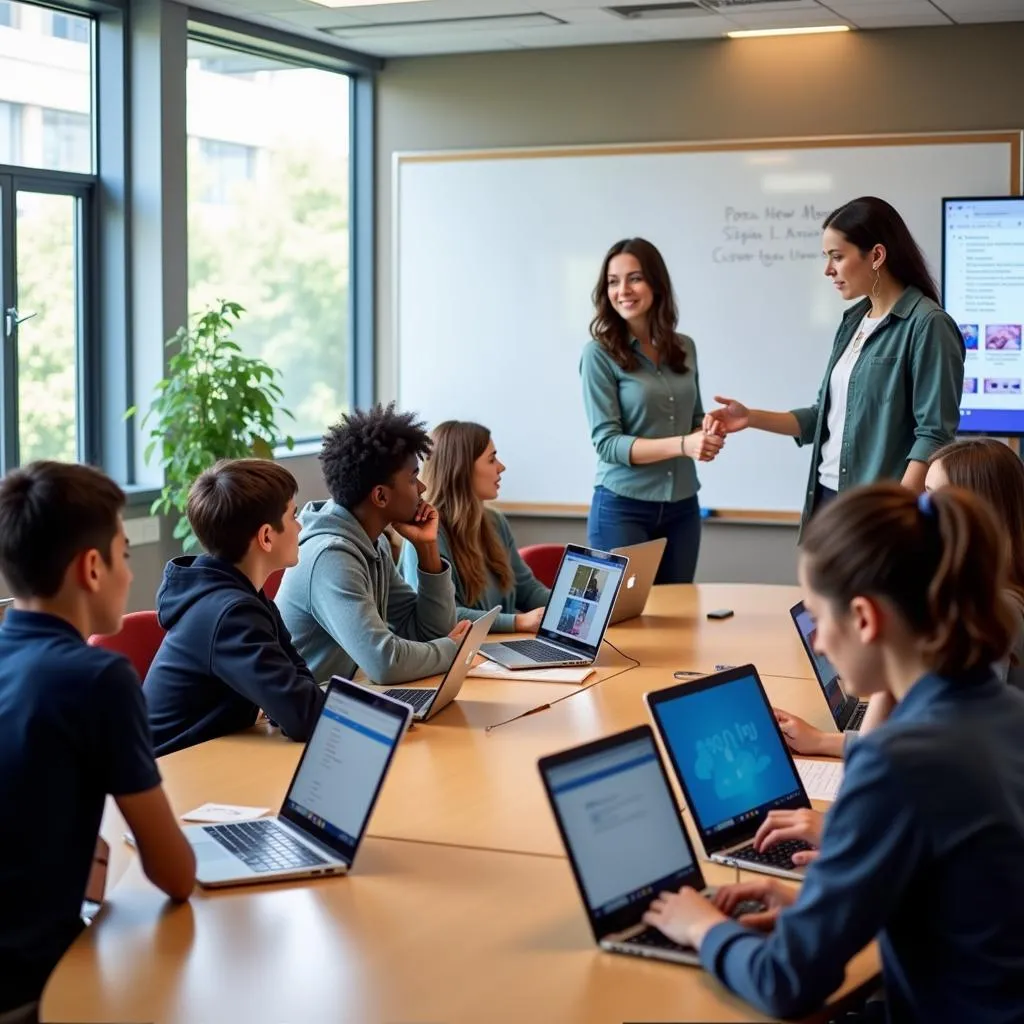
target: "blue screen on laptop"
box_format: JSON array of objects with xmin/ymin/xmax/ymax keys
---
[
  {"xmin": 655, "ymin": 674, "xmax": 802, "ymax": 835},
  {"xmin": 794, "ymin": 605, "xmax": 845, "ymax": 717}
]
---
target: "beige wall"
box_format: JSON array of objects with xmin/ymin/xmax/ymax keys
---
[{"xmin": 373, "ymin": 22, "xmax": 1024, "ymax": 585}]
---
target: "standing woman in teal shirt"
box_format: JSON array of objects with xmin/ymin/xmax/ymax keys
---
[
  {"xmin": 705, "ymin": 197, "xmax": 965, "ymax": 535},
  {"xmin": 580, "ymin": 238, "xmax": 723, "ymax": 584}
]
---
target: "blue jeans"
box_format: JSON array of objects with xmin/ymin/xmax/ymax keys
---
[{"xmin": 587, "ymin": 486, "xmax": 702, "ymax": 584}]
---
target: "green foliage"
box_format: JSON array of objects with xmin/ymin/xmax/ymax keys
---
[{"xmin": 132, "ymin": 300, "xmax": 294, "ymax": 552}]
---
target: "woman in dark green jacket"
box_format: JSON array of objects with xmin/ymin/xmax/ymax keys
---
[{"xmin": 705, "ymin": 196, "xmax": 965, "ymax": 535}]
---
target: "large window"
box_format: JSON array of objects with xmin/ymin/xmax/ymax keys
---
[
  {"xmin": 187, "ymin": 42, "xmax": 351, "ymax": 442},
  {"xmin": 0, "ymin": 1, "xmax": 95, "ymax": 474}
]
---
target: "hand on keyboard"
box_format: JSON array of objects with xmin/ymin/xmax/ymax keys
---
[
  {"xmin": 753, "ymin": 808, "xmax": 823, "ymax": 866},
  {"xmin": 641, "ymin": 885, "xmax": 764, "ymax": 950},
  {"xmin": 711, "ymin": 878, "xmax": 796, "ymax": 933}
]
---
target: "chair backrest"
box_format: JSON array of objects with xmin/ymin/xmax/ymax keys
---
[
  {"xmin": 263, "ymin": 568, "xmax": 284, "ymax": 600},
  {"xmin": 88, "ymin": 610, "xmax": 165, "ymax": 683},
  {"xmin": 518, "ymin": 544, "xmax": 566, "ymax": 590}
]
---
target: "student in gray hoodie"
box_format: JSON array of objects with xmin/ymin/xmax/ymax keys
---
[{"xmin": 276, "ymin": 404, "xmax": 468, "ymax": 685}]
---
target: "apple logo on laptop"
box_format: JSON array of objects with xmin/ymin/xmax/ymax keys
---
[{"xmin": 626, "ymin": 574, "xmax": 637, "ymax": 590}]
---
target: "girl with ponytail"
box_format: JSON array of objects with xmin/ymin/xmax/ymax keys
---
[{"xmin": 639, "ymin": 482, "xmax": 1024, "ymax": 1022}]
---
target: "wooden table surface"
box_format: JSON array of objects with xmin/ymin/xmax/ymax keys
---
[{"xmin": 43, "ymin": 584, "xmax": 877, "ymax": 1024}]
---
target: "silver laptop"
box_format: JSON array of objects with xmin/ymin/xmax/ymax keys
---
[
  {"xmin": 480, "ymin": 544, "xmax": 628, "ymax": 669},
  {"xmin": 376, "ymin": 606, "xmax": 500, "ymax": 721},
  {"xmin": 609, "ymin": 538, "xmax": 667, "ymax": 624},
  {"xmin": 645, "ymin": 665, "xmax": 813, "ymax": 882},
  {"xmin": 183, "ymin": 678, "xmax": 411, "ymax": 888},
  {"xmin": 790, "ymin": 600, "xmax": 868, "ymax": 732},
  {"xmin": 538, "ymin": 725, "xmax": 764, "ymax": 965}
]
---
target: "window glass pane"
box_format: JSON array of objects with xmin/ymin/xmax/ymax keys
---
[
  {"xmin": 0, "ymin": 1, "xmax": 93, "ymax": 173},
  {"xmin": 187, "ymin": 42, "xmax": 351, "ymax": 441},
  {"xmin": 16, "ymin": 190, "xmax": 80, "ymax": 463}
]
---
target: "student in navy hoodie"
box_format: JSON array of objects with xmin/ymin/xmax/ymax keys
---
[{"xmin": 143, "ymin": 459, "xmax": 324, "ymax": 757}]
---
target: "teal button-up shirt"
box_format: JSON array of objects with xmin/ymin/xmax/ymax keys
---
[
  {"xmin": 579, "ymin": 335, "xmax": 705, "ymax": 503},
  {"xmin": 791, "ymin": 286, "xmax": 965, "ymax": 533}
]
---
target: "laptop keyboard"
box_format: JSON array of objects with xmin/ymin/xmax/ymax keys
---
[
  {"xmin": 383, "ymin": 687, "xmax": 436, "ymax": 711},
  {"xmin": 619, "ymin": 901, "xmax": 767, "ymax": 953},
  {"xmin": 501, "ymin": 639, "xmax": 586, "ymax": 664},
  {"xmin": 731, "ymin": 838, "xmax": 812, "ymax": 869},
  {"xmin": 847, "ymin": 702, "xmax": 867, "ymax": 730},
  {"xmin": 204, "ymin": 819, "xmax": 328, "ymax": 873}
]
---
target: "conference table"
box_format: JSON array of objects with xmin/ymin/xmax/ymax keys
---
[{"xmin": 42, "ymin": 584, "xmax": 881, "ymax": 1024}]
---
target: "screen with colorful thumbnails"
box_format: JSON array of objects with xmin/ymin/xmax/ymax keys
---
[{"xmin": 944, "ymin": 196, "xmax": 1024, "ymax": 435}]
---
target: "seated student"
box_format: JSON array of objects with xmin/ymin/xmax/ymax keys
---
[
  {"xmin": 776, "ymin": 435, "xmax": 1024, "ymax": 760},
  {"xmin": 641, "ymin": 483, "xmax": 1024, "ymax": 1022},
  {"xmin": 276, "ymin": 403, "xmax": 465, "ymax": 685},
  {"xmin": 0, "ymin": 462, "xmax": 195, "ymax": 1021},
  {"xmin": 398, "ymin": 421, "xmax": 551, "ymax": 633},
  {"xmin": 143, "ymin": 459, "xmax": 324, "ymax": 757}
]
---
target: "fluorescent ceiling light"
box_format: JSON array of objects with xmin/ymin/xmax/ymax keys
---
[
  {"xmin": 726, "ymin": 25, "xmax": 851, "ymax": 38},
  {"xmin": 304, "ymin": 0, "xmax": 430, "ymax": 9}
]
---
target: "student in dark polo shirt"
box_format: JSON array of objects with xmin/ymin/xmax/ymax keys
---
[{"xmin": 0, "ymin": 462, "xmax": 195, "ymax": 1023}]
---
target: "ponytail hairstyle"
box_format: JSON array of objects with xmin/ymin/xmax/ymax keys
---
[
  {"xmin": 927, "ymin": 437, "xmax": 1024, "ymax": 603},
  {"xmin": 801, "ymin": 482, "xmax": 1016, "ymax": 677},
  {"xmin": 420, "ymin": 421, "xmax": 513, "ymax": 605}
]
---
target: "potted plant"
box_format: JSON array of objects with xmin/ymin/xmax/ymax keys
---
[{"xmin": 129, "ymin": 300, "xmax": 294, "ymax": 551}]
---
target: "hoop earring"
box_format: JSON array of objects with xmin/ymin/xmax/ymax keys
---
[{"xmin": 871, "ymin": 268, "xmax": 880, "ymax": 301}]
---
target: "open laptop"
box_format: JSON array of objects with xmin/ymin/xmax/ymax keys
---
[
  {"xmin": 645, "ymin": 665, "xmax": 813, "ymax": 881},
  {"xmin": 538, "ymin": 725, "xmax": 764, "ymax": 965},
  {"xmin": 183, "ymin": 678, "xmax": 411, "ymax": 888},
  {"xmin": 480, "ymin": 545, "xmax": 628, "ymax": 668},
  {"xmin": 790, "ymin": 600, "xmax": 868, "ymax": 732},
  {"xmin": 376, "ymin": 606, "xmax": 500, "ymax": 721},
  {"xmin": 608, "ymin": 538, "xmax": 667, "ymax": 625}
]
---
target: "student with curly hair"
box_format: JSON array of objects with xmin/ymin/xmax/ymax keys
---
[{"xmin": 276, "ymin": 404, "xmax": 467, "ymax": 685}]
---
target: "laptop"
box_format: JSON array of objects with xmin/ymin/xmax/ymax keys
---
[
  {"xmin": 538, "ymin": 725, "xmax": 765, "ymax": 965},
  {"xmin": 480, "ymin": 544, "xmax": 628, "ymax": 669},
  {"xmin": 183, "ymin": 678, "xmax": 412, "ymax": 888},
  {"xmin": 789, "ymin": 601, "xmax": 868, "ymax": 732},
  {"xmin": 645, "ymin": 665, "xmax": 813, "ymax": 881},
  {"xmin": 376, "ymin": 606, "xmax": 500, "ymax": 721},
  {"xmin": 608, "ymin": 538, "xmax": 667, "ymax": 625}
]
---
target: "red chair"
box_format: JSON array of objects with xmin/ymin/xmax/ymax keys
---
[
  {"xmin": 264, "ymin": 568, "xmax": 284, "ymax": 600},
  {"xmin": 518, "ymin": 544, "xmax": 565, "ymax": 590},
  {"xmin": 89, "ymin": 610, "xmax": 165, "ymax": 683}
]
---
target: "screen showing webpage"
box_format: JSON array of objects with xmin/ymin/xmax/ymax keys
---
[
  {"xmin": 546, "ymin": 737, "xmax": 696, "ymax": 916},
  {"xmin": 794, "ymin": 605, "xmax": 844, "ymax": 715},
  {"xmin": 944, "ymin": 197, "xmax": 1024, "ymax": 434},
  {"xmin": 541, "ymin": 550, "xmax": 624, "ymax": 648},
  {"xmin": 286, "ymin": 690, "xmax": 402, "ymax": 846},
  {"xmin": 655, "ymin": 674, "xmax": 802, "ymax": 835}
]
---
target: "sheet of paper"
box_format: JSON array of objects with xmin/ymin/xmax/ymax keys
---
[
  {"xmin": 180, "ymin": 803, "xmax": 270, "ymax": 823},
  {"xmin": 467, "ymin": 660, "xmax": 595, "ymax": 684},
  {"xmin": 794, "ymin": 758, "xmax": 844, "ymax": 802}
]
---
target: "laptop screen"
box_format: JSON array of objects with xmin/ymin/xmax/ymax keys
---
[
  {"xmin": 539, "ymin": 546, "xmax": 627, "ymax": 653},
  {"xmin": 648, "ymin": 670, "xmax": 805, "ymax": 847},
  {"xmin": 791, "ymin": 602, "xmax": 846, "ymax": 720},
  {"xmin": 280, "ymin": 681, "xmax": 409, "ymax": 862},
  {"xmin": 540, "ymin": 729, "xmax": 701, "ymax": 936}
]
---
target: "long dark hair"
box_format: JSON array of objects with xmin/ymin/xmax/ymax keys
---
[
  {"xmin": 928, "ymin": 438, "xmax": 1024, "ymax": 601},
  {"xmin": 802, "ymin": 482, "xmax": 1015, "ymax": 677},
  {"xmin": 823, "ymin": 197, "xmax": 940, "ymax": 304},
  {"xmin": 589, "ymin": 238, "xmax": 688, "ymax": 373}
]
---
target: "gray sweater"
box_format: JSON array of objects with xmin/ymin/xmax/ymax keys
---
[
  {"xmin": 276, "ymin": 500, "xmax": 458, "ymax": 685},
  {"xmin": 397, "ymin": 510, "xmax": 550, "ymax": 633}
]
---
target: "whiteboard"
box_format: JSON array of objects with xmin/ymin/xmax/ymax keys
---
[{"xmin": 395, "ymin": 134, "xmax": 1020, "ymax": 515}]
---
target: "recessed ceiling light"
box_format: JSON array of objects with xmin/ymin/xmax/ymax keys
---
[
  {"xmin": 304, "ymin": 0, "xmax": 430, "ymax": 9},
  {"xmin": 726, "ymin": 25, "xmax": 851, "ymax": 38}
]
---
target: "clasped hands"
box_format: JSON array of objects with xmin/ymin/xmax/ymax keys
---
[{"xmin": 684, "ymin": 394, "xmax": 749, "ymax": 464}]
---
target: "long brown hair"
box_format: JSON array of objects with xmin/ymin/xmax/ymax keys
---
[
  {"xmin": 421, "ymin": 421, "xmax": 513, "ymax": 604},
  {"xmin": 928, "ymin": 438, "xmax": 1024, "ymax": 600},
  {"xmin": 823, "ymin": 197, "xmax": 940, "ymax": 304},
  {"xmin": 589, "ymin": 238, "xmax": 688, "ymax": 373},
  {"xmin": 802, "ymin": 482, "xmax": 1015, "ymax": 677}
]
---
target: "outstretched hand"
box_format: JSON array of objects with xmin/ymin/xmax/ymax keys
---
[{"xmin": 703, "ymin": 396, "xmax": 750, "ymax": 436}]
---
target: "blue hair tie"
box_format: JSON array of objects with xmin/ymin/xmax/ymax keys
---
[{"xmin": 917, "ymin": 491, "xmax": 935, "ymax": 517}]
